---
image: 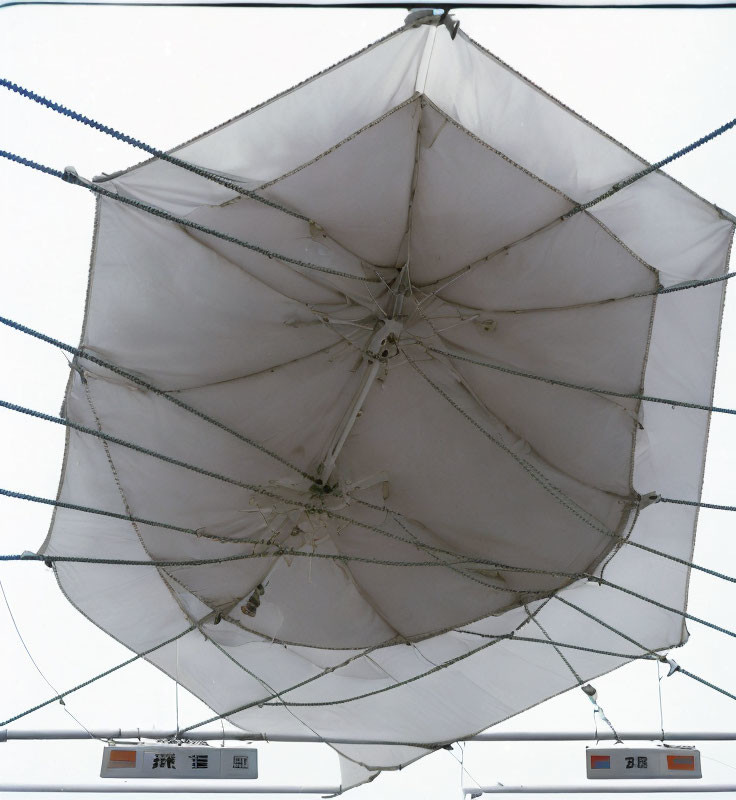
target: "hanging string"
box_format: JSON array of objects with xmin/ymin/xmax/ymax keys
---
[
  {"xmin": 657, "ymin": 659, "xmax": 666, "ymax": 742},
  {"xmin": 0, "ymin": 580, "xmax": 99, "ymax": 739},
  {"xmin": 0, "ymin": 625, "xmax": 195, "ymax": 727}
]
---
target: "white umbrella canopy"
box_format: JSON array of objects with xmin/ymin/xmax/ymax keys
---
[{"xmin": 40, "ymin": 13, "xmax": 734, "ymax": 789}]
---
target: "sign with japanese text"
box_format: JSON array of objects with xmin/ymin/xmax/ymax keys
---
[
  {"xmin": 586, "ymin": 747, "xmax": 701, "ymax": 779},
  {"xmin": 101, "ymin": 745, "xmax": 258, "ymax": 779}
]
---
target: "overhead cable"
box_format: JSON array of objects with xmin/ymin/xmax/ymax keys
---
[
  {"xmin": 3, "ymin": 548, "xmax": 530, "ymax": 571},
  {"xmin": 4, "ymin": 315, "xmax": 736, "ymax": 579},
  {"xmin": 0, "ymin": 79, "xmax": 309, "ymax": 222},
  {"xmin": 423, "ymin": 344, "xmax": 736, "ymax": 416},
  {"xmin": 2, "ymin": 65, "xmax": 736, "ymax": 230},
  {"xmin": 5, "ymin": 387, "xmax": 736, "ymax": 653},
  {"xmin": 660, "ymin": 496, "xmax": 736, "ymax": 512},
  {"xmin": 402, "ymin": 351, "xmax": 736, "ymax": 584},
  {"xmin": 677, "ymin": 668, "xmax": 736, "ymax": 703},
  {"xmin": 4, "ymin": 0, "xmax": 736, "ymax": 8},
  {"xmin": 563, "ymin": 114, "xmax": 736, "ymax": 219},
  {"xmin": 0, "ymin": 314, "xmax": 317, "ymax": 482},
  {"xmin": 0, "ymin": 151, "xmax": 379, "ymax": 284},
  {"xmin": 4, "ymin": 478, "xmax": 736, "ymax": 591}
]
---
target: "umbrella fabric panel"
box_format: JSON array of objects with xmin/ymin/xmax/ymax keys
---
[
  {"xmin": 259, "ymin": 98, "xmax": 422, "ymax": 269},
  {"xmin": 38, "ymin": 18, "xmax": 734, "ymax": 790},
  {"xmin": 425, "ymin": 31, "xmax": 644, "ymax": 204},
  {"xmin": 182, "ymin": 194, "xmax": 395, "ymax": 312},
  {"xmin": 591, "ymin": 174, "xmax": 734, "ymax": 287},
  {"xmin": 81, "ymin": 199, "xmax": 346, "ymax": 391},
  {"xmin": 430, "ymin": 211, "xmax": 660, "ymax": 311},
  {"xmin": 407, "ymin": 103, "xmax": 572, "ymax": 285},
  {"xmin": 111, "ymin": 25, "xmax": 432, "ymax": 203}
]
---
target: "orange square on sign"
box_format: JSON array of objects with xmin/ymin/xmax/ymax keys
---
[
  {"xmin": 667, "ymin": 755, "xmax": 695, "ymax": 771},
  {"xmin": 108, "ymin": 750, "xmax": 137, "ymax": 768}
]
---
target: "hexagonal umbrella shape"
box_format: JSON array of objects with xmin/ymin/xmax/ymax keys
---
[{"xmin": 41, "ymin": 13, "xmax": 734, "ymax": 790}]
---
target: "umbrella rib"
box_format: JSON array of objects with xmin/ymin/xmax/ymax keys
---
[
  {"xmin": 176, "ymin": 213, "xmax": 386, "ymax": 312},
  {"xmin": 399, "ymin": 96, "xmax": 427, "ymax": 289},
  {"xmin": 420, "ymin": 342, "xmax": 736, "ymax": 417},
  {"xmin": 583, "ymin": 210, "xmax": 659, "ymax": 276},
  {"xmin": 159, "ymin": 340, "xmax": 348, "ymax": 394}
]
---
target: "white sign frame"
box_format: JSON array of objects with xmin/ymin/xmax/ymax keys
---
[
  {"xmin": 101, "ymin": 745, "xmax": 258, "ymax": 779},
  {"xmin": 586, "ymin": 747, "xmax": 701, "ymax": 779}
]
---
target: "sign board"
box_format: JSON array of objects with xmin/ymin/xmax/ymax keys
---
[
  {"xmin": 586, "ymin": 747, "xmax": 701, "ymax": 779},
  {"xmin": 101, "ymin": 745, "xmax": 258, "ymax": 779}
]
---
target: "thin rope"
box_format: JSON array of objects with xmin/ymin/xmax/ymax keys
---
[
  {"xmin": 561, "ymin": 114, "xmax": 736, "ymax": 219},
  {"xmin": 4, "ymin": 479, "xmax": 736, "ymax": 586},
  {"xmin": 521, "ymin": 602, "xmax": 636, "ymax": 741},
  {"xmin": 3, "ymin": 549, "xmax": 540, "ymax": 571},
  {"xmin": 0, "ymin": 393, "xmax": 614, "ymax": 582},
  {"xmin": 403, "ymin": 349, "xmax": 616, "ymax": 535},
  {"xmin": 597, "ymin": 576, "xmax": 736, "ymax": 641},
  {"xmin": 555, "ymin": 596, "xmax": 658, "ymax": 656},
  {"xmin": 661, "ymin": 496, "xmax": 736, "ymax": 512},
  {"xmin": 457, "ymin": 630, "xmax": 656, "ymax": 662},
  {"xmin": 554, "ymin": 595, "xmax": 736, "ymax": 704},
  {"xmin": 0, "ymin": 79, "xmax": 309, "ymax": 222},
  {"xmin": 448, "ymin": 742, "xmax": 485, "ymax": 796},
  {"xmin": 0, "ymin": 151, "xmax": 378, "ymax": 284},
  {"xmin": 657, "ymin": 659, "xmax": 666, "ymax": 741},
  {"xmin": 0, "ymin": 625, "xmax": 195, "ymax": 727},
  {"xmin": 678, "ymin": 668, "xmax": 736, "ymax": 703},
  {"xmin": 0, "ymin": 580, "xmax": 99, "ymax": 739},
  {"xmin": 204, "ymin": 636, "xmax": 353, "ymax": 746},
  {"xmin": 423, "ymin": 344, "xmax": 736, "ymax": 417},
  {"xmin": 256, "ymin": 630, "xmax": 662, "ymax": 710}
]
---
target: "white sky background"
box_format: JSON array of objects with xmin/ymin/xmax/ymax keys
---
[{"xmin": 0, "ymin": 5, "xmax": 736, "ymax": 799}]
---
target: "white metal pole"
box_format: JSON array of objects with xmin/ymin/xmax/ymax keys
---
[
  {"xmin": 464, "ymin": 787, "xmax": 736, "ymax": 795},
  {"xmin": 2, "ymin": 730, "xmax": 735, "ymax": 743},
  {"xmin": 0, "ymin": 786, "xmax": 341, "ymax": 794}
]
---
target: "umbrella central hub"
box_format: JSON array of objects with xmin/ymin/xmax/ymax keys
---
[{"xmin": 366, "ymin": 318, "xmax": 403, "ymax": 361}]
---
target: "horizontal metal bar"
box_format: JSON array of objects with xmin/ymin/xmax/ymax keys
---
[
  {"xmin": 465, "ymin": 787, "xmax": 736, "ymax": 795},
  {"xmin": 470, "ymin": 731, "xmax": 736, "ymax": 742},
  {"xmin": 0, "ymin": 786, "xmax": 340, "ymax": 795},
  {"xmin": 2, "ymin": 729, "xmax": 735, "ymax": 743}
]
